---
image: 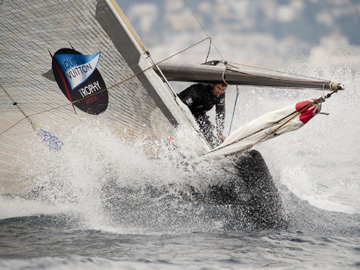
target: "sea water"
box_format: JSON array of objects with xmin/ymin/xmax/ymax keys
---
[{"xmin": 1, "ymin": 67, "xmax": 360, "ymax": 269}]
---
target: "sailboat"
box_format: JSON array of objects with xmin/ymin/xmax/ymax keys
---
[{"xmin": 0, "ymin": 0, "xmax": 344, "ymax": 229}]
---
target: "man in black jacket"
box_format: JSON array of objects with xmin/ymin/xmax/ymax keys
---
[{"xmin": 178, "ymin": 82, "xmax": 227, "ymax": 148}]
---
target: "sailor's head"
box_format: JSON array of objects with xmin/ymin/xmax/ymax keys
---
[{"xmin": 211, "ymin": 82, "xmax": 227, "ymax": 97}]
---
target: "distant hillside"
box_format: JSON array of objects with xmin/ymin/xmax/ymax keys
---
[{"xmin": 116, "ymin": 0, "xmax": 360, "ymax": 46}]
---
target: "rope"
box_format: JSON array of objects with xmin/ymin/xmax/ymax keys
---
[
  {"xmin": 0, "ymin": 84, "xmax": 34, "ymax": 136},
  {"xmin": 146, "ymin": 53, "xmax": 178, "ymax": 98},
  {"xmin": 0, "ymin": 117, "xmax": 27, "ymax": 136},
  {"xmin": 228, "ymin": 85, "xmax": 240, "ymax": 136},
  {"xmin": 221, "ymin": 65, "xmax": 230, "ymax": 85},
  {"xmin": 184, "ymin": 0, "xmax": 225, "ymax": 62}
]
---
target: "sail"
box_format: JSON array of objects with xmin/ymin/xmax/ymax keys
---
[
  {"xmin": 0, "ymin": 0, "xmax": 208, "ymax": 194},
  {"xmin": 206, "ymin": 99, "xmax": 322, "ymax": 157}
]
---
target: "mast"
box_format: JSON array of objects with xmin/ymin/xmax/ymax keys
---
[{"xmin": 155, "ymin": 62, "xmax": 344, "ymax": 91}]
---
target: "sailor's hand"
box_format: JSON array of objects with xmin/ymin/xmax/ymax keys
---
[{"xmin": 218, "ymin": 134, "xmax": 226, "ymax": 142}]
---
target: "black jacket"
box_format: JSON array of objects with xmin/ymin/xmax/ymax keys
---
[{"xmin": 178, "ymin": 83, "xmax": 225, "ymax": 135}]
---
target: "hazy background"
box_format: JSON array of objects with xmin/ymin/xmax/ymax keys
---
[{"xmin": 116, "ymin": 0, "xmax": 359, "ymax": 72}]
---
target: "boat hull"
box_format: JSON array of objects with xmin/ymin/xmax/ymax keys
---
[{"xmin": 101, "ymin": 150, "xmax": 288, "ymax": 231}]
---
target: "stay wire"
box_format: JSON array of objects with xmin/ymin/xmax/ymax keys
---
[
  {"xmin": 0, "ymin": 84, "xmax": 34, "ymax": 136},
  {"xmin": 228, "ymin": 86, "xmax": 240, "ymax": 136},
  {"xmin": 181, "ymin": 1, "xmax": 325, "ymax": 84},
  {"xmin": 184, "ymin": 0, "xmax": 225, "ymax": 62}
]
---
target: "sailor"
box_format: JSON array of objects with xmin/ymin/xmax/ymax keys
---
[{"xmin": 178, "ymin": 82, "xmax": 227, "ymax": 148}]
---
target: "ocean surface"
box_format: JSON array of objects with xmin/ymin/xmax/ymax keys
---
[
  {"xmin": 0, "ymin": 214, "xmax": 359, "ymax": 270},
  {"xmin": 1, "ymin": 61, "xmax": 360, "ymax": 269}
]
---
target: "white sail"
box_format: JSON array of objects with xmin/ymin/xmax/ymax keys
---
[
  {"xmin": 206, "ymin": 100, "xmax": 322, "ymax": 157},
  {"xmin": 0, "ymin": 0, "xmax": 208, "ymax": 194}
]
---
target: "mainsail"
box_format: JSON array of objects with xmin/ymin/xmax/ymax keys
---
[
  {"xmin": 0, "ymin": 0, "xmax": 343, "ymax": 194},
  {"xmin": 0, "ymin": 0, "xmax": 206, "ymax": 194}
]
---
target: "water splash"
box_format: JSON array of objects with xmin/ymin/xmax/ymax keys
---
[
  {"xmin": 248, "ymin": 62, "xmax": 360, "ymax": 215},
  {"xmin": 1, "ymin": 59, "xmax": 359, "ymax": 235}
]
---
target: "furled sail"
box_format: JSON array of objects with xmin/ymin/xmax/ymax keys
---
[
  {"xmin": 205, "ymin": 99, "xmax": 323, "ymax": 157},
  {"xmin": 0, "ymin": 0, "xmax": 208, "ymax": 194}
]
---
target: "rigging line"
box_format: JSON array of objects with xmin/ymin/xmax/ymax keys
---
[
  {"xmin": 221, "ymin": 66, "xmax": 229, "ymax": 85},
  {"xmin": 27, "ymin": 103, "xmax": 73, "ymax": 118},
  {"xmin": 1, "ymin": 84, "xmax": 30, "ymax": 122},
  {"xmin": 146, "ymin": 53, "xmax": 177, "ymax": 98},
  {"xmin": 228, "ymin": 86, "xmax": 240, "ymax": 136},
  {"xmin": 1, "ymin": 86, "xmax": 77, "ymax": 126},
  {"xmin": 184, "ymin": 0, "xmax": 225, "ymax": 61},
  {"xmin": 0, "ymin": 117, "xmax": 27, "ymax": 136},
  {"xmin": 205, "ymin": 38, "xmax": 212, "ymax": 63},
  {"xmin": 0, "ymin": 84, "xmax": 34, "ymax": 136}
]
